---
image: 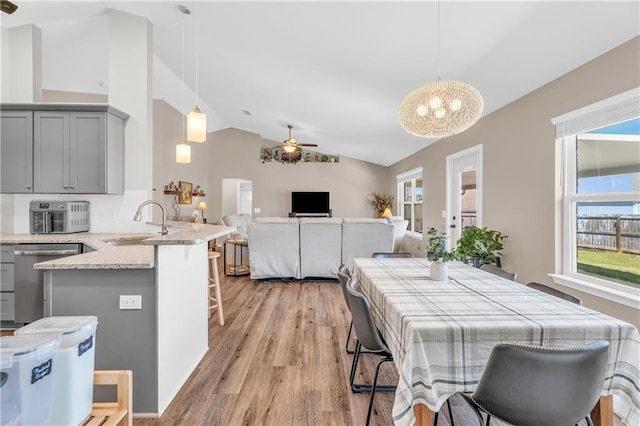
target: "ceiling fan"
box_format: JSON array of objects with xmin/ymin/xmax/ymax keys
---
[
  {"xmin": 1, "ymin": 0, "xmax": 17, "ymax": 14},
  {"xmin": 278, "ymin": 125, "xmax": 318, "ymax": 153}
]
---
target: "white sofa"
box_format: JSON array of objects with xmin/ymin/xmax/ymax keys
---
[{"xmin": 247, "ymin": 217, "xmax": 401, "ymax": 279}]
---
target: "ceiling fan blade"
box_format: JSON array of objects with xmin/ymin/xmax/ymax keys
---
[
  {"xmin": 1, "ymin": 0, "xmax": 18, "ymax": 14},
  {"xmin": 297, "ymin": 143, "xmax": 318, "ymax": 147}
]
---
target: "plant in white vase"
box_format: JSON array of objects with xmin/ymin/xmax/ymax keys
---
[{"xmin": 425, "ymin": 227, "xmax": 454, "ymax": 281}]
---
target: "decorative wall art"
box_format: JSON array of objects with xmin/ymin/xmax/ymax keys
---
[
  {"xmin": 260, "ymin": 147, "xmax": 339, "ymax": 164},
  {"xmin": 179, "ymin": 181, "xmax": 193, "ymax": 204}
]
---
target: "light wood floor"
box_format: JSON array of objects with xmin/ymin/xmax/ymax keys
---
[{"xmin": 134, "ymin": 260, "xmax": 471, "ymax": 426}]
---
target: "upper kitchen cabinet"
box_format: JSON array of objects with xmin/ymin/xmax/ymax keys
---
[
  {"xmin": 1, "ymin": 111, "xmax": 34, "ymax": 193},
  {"xmin": 0, "ymin": 104, "xmax": 129, "ymax": 194}
]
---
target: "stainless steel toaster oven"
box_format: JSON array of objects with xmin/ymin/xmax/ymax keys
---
[{"xmin": 29, "ymin": 200, "xmax": 90, "ymax": 234}]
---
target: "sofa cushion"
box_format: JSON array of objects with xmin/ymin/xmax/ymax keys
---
[
  {"xmin": 341, "ymin": 220, "xmax": 394, "ymax": 268},
  {"xmin": 247, "ymin": 222, "xmax": 301, "ymax": 279},
  {"xmin": 256, "ymin": 217, "xmax": 299, "ymax": 224},
  {"xmin": 342, "ymin": 217, "xmax": 388, "ymax": 224},
  {"xmin": 299, "ymin": 218, "xmax": 343, "ymax": 278}
]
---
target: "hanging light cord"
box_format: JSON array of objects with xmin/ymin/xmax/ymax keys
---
[
  {"xmin": 195, "ymin": 3, "xmax": 199, "ymax": 107},
  {"xmin": 181, "ymin": 9, "xmax": 185, "ymax": 139},
  {"xmin": 436, "ymin": 0, "xmax": 441, "ymax": 81}
]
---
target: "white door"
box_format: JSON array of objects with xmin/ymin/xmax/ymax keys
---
[
  {"xmin": 237, "ymin": 180, "xmax": 253, "ymax": 215},
  {"xmin": 446, "ymin": 145, "xmax": 482, "ymax": 247}
]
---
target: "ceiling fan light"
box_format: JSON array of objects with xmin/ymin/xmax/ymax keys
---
[
  {"xmin": 416, "ymin": 104, "xmax": 428, "ymax": 116},
  {"xmin": 283, "ymin": 145, "xmax": 297, "ymax": 153},
  {"xmin": 398, "ymin": 80, "xmax": 484, "ymax": 138},
  {"xmin": 187, "ymin": 106, "xmax": 207, "ymax": 143},
  {"xmin": 176, "ymin": 141, "xmax": 191, "ymax": 163}
]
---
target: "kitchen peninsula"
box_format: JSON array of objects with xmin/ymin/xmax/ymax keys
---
[{"xmin": 0, "ymin": 221, "xmax": 236, "ymax": 416}]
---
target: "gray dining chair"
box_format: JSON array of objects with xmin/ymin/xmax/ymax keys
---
[
  {"xmin": 460, "ymin": 341, "xmax": 610, "ymax": 426},
  {"xmin": 371, "ymin": 252, "xmax": 413, "ymax": 258},
  {"xmin": 479, "ymin": 264, "xmax": 517, "ymax": 281},
  {"xmin": 337, "ymin": 264, "xmax": 355, "ymax": 355},
  {"xmin": 526, "ymin": 282, "xmax": 583, "ymax": 305},
  {"xmin": 345, "ymin": 277, "xmax": 397, "ymax": 425}
]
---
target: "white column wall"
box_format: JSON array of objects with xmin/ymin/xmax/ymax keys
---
[
  {"xmin": 108, "ymin": 10, "xmax": 153, "ymax": 196},
  {"xmin": 0, "ymin": 24, "xmax": 42, "ymax": 103}
]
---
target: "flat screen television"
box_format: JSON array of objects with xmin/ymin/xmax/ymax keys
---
[{"xmin": 291, "ymin": 191, "xmax": 330, "ymax": 215}]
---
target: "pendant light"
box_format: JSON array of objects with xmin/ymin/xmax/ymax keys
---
[
  {"xmin": 398, "ymin": 1, "xmax": 483, "ymax": 138},
  {"xmin": 176, "ymin": 5, "xmax": 191, "ymax": 163},
  {"xmin": 187, "ymin": 2, "xmax": 207, "ymax": 143}
]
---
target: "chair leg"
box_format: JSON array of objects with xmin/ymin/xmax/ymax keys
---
[
  {"xmin": 349, "ymin": 340, "xmax": 361, "ymax": 391},
  {"xmin": 365, "ymin": 356, "xmax": 394, "ymax": 426},
  {"xmin": 212, "ymin": 256, "xmax": 224, "ymax": 326},
  {"xmin": 345, "ymin": 320, "xmax": 355, "ymax": 354},
  {"xmin": 349, "ymin": 341, "xmax": 397, "ymax": 393}
]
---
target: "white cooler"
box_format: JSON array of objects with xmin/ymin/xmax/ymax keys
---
[
  {"xmin": 0, "ymin": 335, "xmax": 60, "ymax": 426},
  {"xmin": 16, "ymin": 316, "xmax": 98, "ymax": 426}
]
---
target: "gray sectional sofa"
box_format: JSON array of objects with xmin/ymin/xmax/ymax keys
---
[{"xmin": 246, "ymin": 217, "xmax": 408, "ymax": 280}]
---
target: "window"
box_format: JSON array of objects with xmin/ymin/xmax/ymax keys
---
[
  {"xmin": 552, "ymin": 88, "xmax": 640, "ymax": 307},
  {"xmin": 397, "ymin": 168, "xmax": 423, "ymax": 236}
]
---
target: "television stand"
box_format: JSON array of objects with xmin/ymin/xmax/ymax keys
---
[{"xmin": 289, "ymin": 211, "xmax": 331, "ymax": 218}]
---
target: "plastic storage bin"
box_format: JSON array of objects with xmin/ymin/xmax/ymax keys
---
[
  {"xmin": 15, "ymin": 316, "xmax": 98, "ymax": 426},
  {"xmin": 0, "ymin": 334, "xmax": 60, "ymax": 426}
]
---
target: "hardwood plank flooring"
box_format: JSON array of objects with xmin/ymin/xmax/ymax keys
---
[{"xmin": 133, "ymin": 258, "xmax": 469, "ymax": 426}]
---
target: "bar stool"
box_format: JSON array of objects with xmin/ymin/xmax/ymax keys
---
[{"xmin": 208, "ymin": 250, "xmax": 224, "ymax": 325}]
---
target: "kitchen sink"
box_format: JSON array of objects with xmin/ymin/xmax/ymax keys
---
[{"xmin": 102, "ymin": 236, "xmax": 151, "ymax": 246}]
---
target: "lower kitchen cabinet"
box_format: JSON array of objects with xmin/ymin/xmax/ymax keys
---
[{"xmin": 0, "ymin": 245, "xmax": 15, "ymax": 321}]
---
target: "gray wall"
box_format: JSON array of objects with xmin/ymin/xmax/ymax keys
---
[
  {"xmin": 389, "ymin": 36, "xmax": 640, "ymax": 327},
  {"xmin": 151, "ymin": 101, "xmax": 391, "ymax": 221}
]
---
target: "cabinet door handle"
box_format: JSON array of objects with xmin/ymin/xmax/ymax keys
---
[{"xmin": 26, "ymin": 185, "xmax": 31, "ymax": 189}]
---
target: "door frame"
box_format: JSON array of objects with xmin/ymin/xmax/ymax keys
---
[{"xmin": 446, "ymin": 144, "xmax": 483, "ymax": 249}]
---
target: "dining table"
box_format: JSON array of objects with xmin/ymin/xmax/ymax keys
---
[{"xmin": 351, "ymin": 257, "xmax": 640, "ymax": 426}]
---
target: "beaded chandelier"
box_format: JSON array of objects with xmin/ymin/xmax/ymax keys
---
[
  {"xmin": 398, "ymin": 1, "xmax": 483, "ymax": 138},
  {"xmin": 398, "ymin": 79, "xmax": 483, "ymax": 138}
]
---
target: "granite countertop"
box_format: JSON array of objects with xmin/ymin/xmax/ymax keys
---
[{"xmin": 0, "ymin": 221, "xmax": 236, "ymax": 270}]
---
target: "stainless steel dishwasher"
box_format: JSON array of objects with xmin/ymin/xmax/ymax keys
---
[{"xmin": 14, "ymin": 243, "xmax": 82, "ymax": 323}]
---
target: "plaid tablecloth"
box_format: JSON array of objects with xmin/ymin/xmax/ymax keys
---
[{"xmin": 351, "ymin": 258, "xmax": 640, "ymax": 426}]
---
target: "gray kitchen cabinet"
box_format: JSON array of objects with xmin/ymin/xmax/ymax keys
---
[
  {"xmin": 0, "ymin": 104, "xmax": 128, "ymax": 194},
  {"xmin": 0, "ymin": 111, "xmax": 34, "ymax": 193},
  {"xmin": 0, "ymin": 245, "xmax": 16, "ymax": 321}
]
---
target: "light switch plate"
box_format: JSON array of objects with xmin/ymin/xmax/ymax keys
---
[
  {"xmin": 254, "ymin": 208, "xmax": 261, "ymax": 213},
  {"xmin": 119, "ymin": 295, "xmax": 142, "ymax": 310}
]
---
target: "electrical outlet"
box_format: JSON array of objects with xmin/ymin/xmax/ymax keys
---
[{"xmin": 119, "ymin": 295, "xmax": 142, "ymax": 310}]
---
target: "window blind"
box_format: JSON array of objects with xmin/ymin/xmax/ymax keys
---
[{"xmin": 551, "ymin": 88, "xmax": 639, "ymax": 138}]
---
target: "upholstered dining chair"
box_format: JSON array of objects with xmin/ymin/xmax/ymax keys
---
[
  {"xmin": 460, "ymin": 341, "xmax": 610, "ymax": 426},
  {"xmin": 479, "ymin": 264, "xmax": 517, "ymax": 281},
  {"xmin": 345, "ymin": 277, "xmax": 397, "ymax": 425},
  {"xmin": 526, "ymin": 282, "xmax": 583, "ymax": 305},
  {"xmin": 371, "ymin": 252, "xmax": 413, "ymax": 258}
]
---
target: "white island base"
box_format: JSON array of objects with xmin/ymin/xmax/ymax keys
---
[{"xmin": 155, "ymin": 243, "xmax": 209, "ymax": 415}]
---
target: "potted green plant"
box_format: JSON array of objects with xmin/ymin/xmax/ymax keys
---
[
  {"xmin": 454, "ymin": 226, "xmax": 507, "ymax": 268},
  {"xmin": 369, "ymin": 192, "xmax": 394, "ymax": 217},
  {"xmin": 425, "ymin": 227, "xmax": 454, "ymax": 281}
]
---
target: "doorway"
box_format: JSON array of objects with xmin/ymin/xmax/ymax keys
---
[
  {"xmin": 221, "ymin": 178, "xmax": 253, "ymax": 217},
  {"xmin": 446, "ymin": 145, "xmax": 483, "ymax": 247}
]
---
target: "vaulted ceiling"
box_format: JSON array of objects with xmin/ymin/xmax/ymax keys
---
[{"xmin": 3, "ymin": 1, "xmax": 639, "ymax": 166}]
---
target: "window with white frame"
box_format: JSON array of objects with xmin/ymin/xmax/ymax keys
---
[
  {"xmin": 552, "ymin": 88, "xmax": 640, "ymax": 307},
  {"xmin": 397, "ymin": 168, "xmax": 423, "ymax": 236}
]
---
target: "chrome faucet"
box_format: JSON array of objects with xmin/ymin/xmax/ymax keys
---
[{"xmin": 133, "ymin": 200, "xmax": 169, "ymax": 235}]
